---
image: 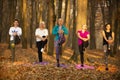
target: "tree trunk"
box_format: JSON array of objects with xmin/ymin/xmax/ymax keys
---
[
  {"xmin": 72, "ymin": 0, "xmax": 76, "ymax": 50},
  {"xmin": 58, "ymin": 0, "xmax": 63, "ymax": 18},
  {"xmin": 113, "ymin": 0, "xmax": 120, "ymax": 54},
  {"xmin": 9, "ymin": 0, "xmax": 17, "ymax": 27},
  {"xmin": 0, "ymin": 0, "xmax": 3, "ymax": 42},
  {"xmin": 64, "ymin": 0, "xmax": 71, "ymax": 48},
  {"xmin": 63, "ymin": 0, "xmax": 68, "ymax": 23},
  {"xmin": 70, "ymin": 0, "xmax": 88, "ymax": 62},
  {"xmin": 22, "ymin": 0, "xmax": 27, "ymax": 48},
  {"xmin": 29, "ymin": 0, "xmax": 34, "ymax": 48},
  {"xmin": 39, "ymin": 0, "xmax": 43, "ymax": 23},
  {"xmin": 47, "ymin": 0, "xmax": 56, "ymax": 56},
  {"xmin": 2, "ymin": 0, "xmax": 10, "ymax": 43},
  {"xmin": 89, "ymin": 0, "xmax": 96, "ymax": 49}
]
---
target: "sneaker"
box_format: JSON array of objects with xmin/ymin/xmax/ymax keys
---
[
  {"xmin": 105, "ymin": 67, "xmax": 109, "ymax": 71},
  {"xmin": 57, "ymin": 63, "xmax": 60, "ymax": 67},
  {"xmin": 81, "ymin": 64, "xmax": 84, "ymax": 67},
  {"xmin": 41, "ymin": 48, "xmax": 45, "ymax": 53}
]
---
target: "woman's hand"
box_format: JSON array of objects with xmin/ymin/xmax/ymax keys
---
[
  {"xmin": 83, "ymin": 38, "xmax": 88, "ymax": 42},
  {"xmin": 13, "ymin": 32, "xmax": 17, "ymax": 36},
  {"xmin": 107, "ymin": 40, "xmax": 113, "ymax": 44},
  {"xmin": 58, "ymin": 30, "xmax": 64, "ymax": 34}
]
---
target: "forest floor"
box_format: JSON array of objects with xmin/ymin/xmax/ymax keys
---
[{"xmin": 0, "ymin": 43, "xmax": 120, "ymax": 80}]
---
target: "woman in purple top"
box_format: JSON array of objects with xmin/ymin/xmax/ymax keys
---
[{"xmin": 77, "ymin": 25, "xmax": 90, "ymax": 67}]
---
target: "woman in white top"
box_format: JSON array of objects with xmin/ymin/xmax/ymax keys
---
[
  {"xmin": 9, "ymin": 19, "xmax": 22, "ymax": 42},
  {"xmin": 35, "ymin": 21, "xmax": 48, "ymax": 62},
  {"xmin": 9, "ymin": 19, "xmax": 22, "ymax": 62}
]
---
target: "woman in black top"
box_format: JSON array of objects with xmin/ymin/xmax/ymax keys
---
[{"xmin": 102, "ymin": 23, "xmax": 114, "ymax": 70}]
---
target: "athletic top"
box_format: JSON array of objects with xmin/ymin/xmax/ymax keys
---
[
  {"xmin": 103, "ymin": 30, "xmax": 112, "ymax": 45},
  {"xmin": 9, "ymin": 26, "xmax": 22, "ymax": 41},
  {"xmin": 35, "ymin": 28, "xmax": 48, "ymax": 42},
  {"xmin": 78, "ymin": 30, "xmax": 89, "ymax": 45}
]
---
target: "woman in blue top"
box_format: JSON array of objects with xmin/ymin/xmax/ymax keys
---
[{"xmin": 52, "ymin": 18, "xmax": 68, "ymax": 67}]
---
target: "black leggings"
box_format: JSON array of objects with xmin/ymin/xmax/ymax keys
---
[
  {"xmin": 79, "ymin": 41, "xmax": 88, "ymax": 65},
  {"xmin": 79, "ymin": 45, "xmax": 84, "ymax": 65},
  {"xmin": 36, "ymin": 40, "xmax": 47, "ymax": 62}
]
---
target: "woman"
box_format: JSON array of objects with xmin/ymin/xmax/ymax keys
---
[
  {"xmin": 52, "ymin": 18, "xmax": 68, "ymax": 67},
  {"xmin": 9, "ymin": 19, "xmax": 22, "ymax": 62},
  {"xmin": 102, "ymin": 23, "xmax": 114, "ymax": 70},
  {"xmin": 77, "ymin": 25, "xmax": 90, "ymax": 67},
  {"xmin": 35, "ymin": 21, "xmax": 48, "ymax": 62}
]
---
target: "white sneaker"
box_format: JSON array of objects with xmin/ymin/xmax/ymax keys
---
[{"xmin": 41, "ymin": 48, "xmax": 45, "ymax": 53}]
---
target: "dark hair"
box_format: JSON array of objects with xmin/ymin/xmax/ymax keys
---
[
  {"xmin": 14, "ymin": 19, "xmax": 19, "ymax": 23},
  {"xmin": 104, "ymin": 23, "xmax": 112, "ymax": 31},
  {"xmin": 12, "ymin": 19, "xmax": 19, "ymax": 26}
]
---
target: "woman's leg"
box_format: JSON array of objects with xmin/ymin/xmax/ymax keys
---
[
  {"xmin": 55, "ymin": 40, "xmax": 60, "ymax": 67},
  {"xmin": 10, "ymin": 40, "xmax": 15, "ymax": 62},
  {"xmin": 83, "ymin": 41, "xmax": 89, "ymax": 51},
  {"xmin": 36, "ymin": 41, "xmax": 43, "ymax": 62},
  {"xmin": 103, "ymin": 44, "xmax": 108, "ymax": 70},
  {"xmin": 41, "ymin": 39, "xmax": 48, "ymax": 52},
  {"xmin": 79, "ymin": 44, "xmax": 84, "ymax": 66}
]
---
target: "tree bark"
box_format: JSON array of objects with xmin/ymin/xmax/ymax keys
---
[
  {"xmin": 70, "ymin": 0, "xmax": 88, "ymax": 62},
  {"xmin": 47, "ymin": 0, "xmax": 56, "ymax": 55},
  {"xmin": 29, "ymin": 0, "xmax": 34, "ymax": 48},
  {"xmin": 63, "ymin": 0, "xmax": 68, "ymax": 23},
  {"xmin": 0, "ymin": 0, "xmax": 3, "ymax": 42},
  {"xmin": 2, "ymin": 0, "xmax": 11, "ymax": 43},
  {"xmin": 22, "ymin": 0, "xmax": 27, "ymax": 48},
  {"xmin": 113, "ymin": 0, "xmax": 120, "ymax": 54},
  {"xmin": 64, "ymin": 0, "xmax": 71, "ymax": 48},
  {"xmin": 89, "ymin": 0, "xmax": 96, "ymax": 49},
  {"xmin": 58, "ymin": 0, "xmax": 63, "ymax": 18}
]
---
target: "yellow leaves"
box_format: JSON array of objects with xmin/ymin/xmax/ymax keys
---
[
  {"xmin": 96, "ymin": 65, "xmax": 118, "ymax": 73},
  {"xmin": 0, "ymin": 43, "xmax": 120, "ymax": 79}
]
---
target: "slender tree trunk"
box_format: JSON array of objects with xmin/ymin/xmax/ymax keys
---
[
  {"xmin": 63, "ymin": 0, "xmax": 68, "ymax": 23},
  {"xmin": 47, "ymin": 0, "xmax": 56, "ymax": 55},
  {"xmin": 22, "ymin": 0, "xmax": 27, "ymax": 48},
  {"xmin": 2, "ymin": 0, "xmax": 10, "ymax": 43},
  {"xmin": 39, "ymin": 0, "xmax": 43, "ymax": 23},
  {"xmin": 71, "ymin": 0, "xmax": 78, "ymax": 62},
  {"xmin": 113, "ymin": 0, "xmax": 120, "ymax": 54},
  {"xmin": 7, "ymin": 0, "xmax": 17, "ymax": 44},
  {"xmin": 9, "ymin": 0, "xmax": 17, "ymax": 26},
  {"xmin": 30, "ymin": 0, "xmax": 34, "ymax": 48},
  {"xmin": 89, "ymin": 0, "xmax": 96, "ymax": 49},
  {"xmin": 58, "ymin": 0, "xmax": 63, "ymax": 18},
  {"xmin": 70, "ymin": 0, "xmax": 88, "ymax": 62},
  {"xmin": 0, "ymin": 0, "xmax": 3, "ymax": 42},
  {"xmin": 100, "ymin": 2, "xmax": 105, "ymax": 26},
  {"xmin": 42, "ymin": 0, "xmax": 47, "ymax": 23},
  {"xmin": 108, "ymin": 0, "xmax": 113, "ymax": 24},
  {"xmin": 72, "ymin": 0, "xmax": 76, "ymax": 50},
  {"xmin": 64, "ymin": 0, "xmax": 71, "ymax": 48}
]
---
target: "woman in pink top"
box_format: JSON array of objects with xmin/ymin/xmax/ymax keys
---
[{"xmin": 77, "ymin": 25, "xmax": 90, "ymax": 67}]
